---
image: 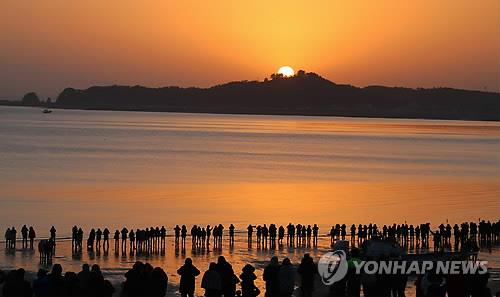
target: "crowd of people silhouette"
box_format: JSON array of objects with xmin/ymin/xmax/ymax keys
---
[
  {"xmin": 1, "ymin": 264, "xmax": 114, "ymax": 297},
  {"xmin": 0, "ymin": 252, "xmax": 494, "ymax": 297},
  {"xmin": 2, "ymin": 219, "xmax": 498, "ymax": 295},
  {"xmin": 4, "ymin": 226, "xmax": 36, "ymax": 250},
  {"xmin": 4, "ymin": 220, "xmax": 500, "ymax": 258}
]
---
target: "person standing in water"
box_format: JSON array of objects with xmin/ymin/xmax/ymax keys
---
[
  {"xmin": 247, "ymin": 225, "xmax": 254, "ymax": 244},
  {"xmin": 113, "ymin": 230, "xmax": 120, "ymax": 252},
  {"xmin": 278, "ymin": 225, "xmax": 285, "ymax": 245},
  {"xmin": 121, "ymin": 227, "xmax": 128, "ymax": 253},
  {"xmin": 21, "ymin": 225, "xmax": 28, "ymax": 249},
  {"xmin": 103, "ymin": 228, "xmax": 110, "ymax": 251},
  {"xmin": 72, "ymin": 226, "xmax": 78, "ymax": 248},
  {"xmin": 229, "ymin": 224, "xmax": 235, "ymax": 245},
  {"xmin": 181, "ymin": 225, "xmax": 187, "ymax": 247},
  {"xmin": 10, "ymin": 227, "xmax": 17, "ymax": 249},
  {"xmin": 96, "ymin": 228, "xmax": 102, "ymax": 250},
  {"xmin": 160, "ymin": 226, "xmax": 167, "ymax": 250},
  {"xmin": 174, "ymin": 225, "xmax": 181, "ymax": 244},
  {"xmin": 28, "ymin": 226, "xmax": 36, "ymax": 249},
  {"xmin": 206, "ymin": 225, "xmax": 212, "ymax": 249},
  {"xmin": 129, "ymin": 229, "xmax": 135, "ymax": 252},
  {"xmin": 312, "ymin": 224, "xmax": 319, "ymax": 246},
  {"xmin": 50, "ymin": 226, "xmax": 56, "ymax": 243}
]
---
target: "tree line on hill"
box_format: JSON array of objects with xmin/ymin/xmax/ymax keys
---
[{"xmin": 6, "ymin": 71, "xmax": 500, "ymax": 120}]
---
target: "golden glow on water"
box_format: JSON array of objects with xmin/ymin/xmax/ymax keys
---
[
  {"xmin": 0, "ymin": 107, "xmax": 499, "ymax": 234},
  {"xmin": 2, "ymin": 179, "xmax": 498, "ymax": 233},
  {"xmin": 0, "ymin": 107, "xmax": 499, "ymax": 296}
]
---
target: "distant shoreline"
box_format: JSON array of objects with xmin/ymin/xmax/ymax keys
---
[{"xmin": 5, "ymin": 72, "xmax": 500, "ymax": 121}]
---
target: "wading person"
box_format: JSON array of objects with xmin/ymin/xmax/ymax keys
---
[
  {"xmin": 21, "ymin": 225, "xmax": 28, "ymax": 249},
  {"xmin": 28, "ymin": 226, "xmax": 36, "ymax": 249},
  {"xmin": 121, "ymin": 227, "xmax": 128, "ymax": 253},
  {"xmin": 103, "ymin": 228, "xmax": 110, "ymax": 251}
]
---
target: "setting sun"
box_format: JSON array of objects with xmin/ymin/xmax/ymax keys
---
[{"xmin": 277, "ymin": 66, "xmax": 295, "ymax": 77}]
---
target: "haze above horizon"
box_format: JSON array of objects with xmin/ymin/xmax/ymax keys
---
[{"xmin": 1, "ymin": 1, "xmax": 499, "ymax": 99}]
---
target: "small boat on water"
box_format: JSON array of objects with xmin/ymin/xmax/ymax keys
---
[{"xmin": 42, "ymin": 109, "xmax": 52, "ymax": 114}]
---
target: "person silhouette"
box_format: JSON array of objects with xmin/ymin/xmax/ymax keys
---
[
  {"xmin": 5, "ymin": 228, "xmax": 11, "ymax": 249},
  {"xmin": 174, "ymin": 225, "xmax": 181, "ymax": 244},
  {"xmin": 87, "ymin": 229, "xmax": 96, "ymax": 250},
  {"xmin": 312, "ymin": 224, "xmax": 319, "ymax": 246},
  {"xmin": 177, "ymin": 258, "xmax": 200, "ymax": 297},
  {"xmin": 160, "ymin": 226, "xmax": 167, "ymax": 250},
  {"xmin": 96, "ymin": 228, "xmax": 102, "ymax": 249},
  {"xmin": 256, "ymin": 226, "xmax": 262, "ymax": 246},
  {"xmin": 103, "ymin": 228, "xmax": 110, "ymax": 251},
  {"xmin": 50, "ymin": 226, "xmax": 56, "ymax": 243},
  {"xmin": 247, "ymin": 225, "xmax": 254, "ymax": 243},
  {"xmin": 28, "ymin": 227, "xmax": 36, "ymax": 249},
  {"xmin": 196, "ymin": 226, "xmax": 202, "ymax": 248},
  {"xmin": 306, "ymin": 225, "xmax": 312, "ymax": 246},
  {"xmin": 286, "ymin": 223, "xmax": 294, "ymax": 246},
  {"xmin": 121, "ymin": 227, "xmax": 128, "ymax": 253},
  {"xmin": 11, "ymin": 227, "xmax": 17, "ymax": 249},
  {"xmin": 278, "ymin": 226, "xmax": 285, "ymax": 245},
  {"xmin": 262, "ymin": 224, "xmax": 269, "ymax": 248},
  {"xmin": 298, "ymin": 253, "xmax": 316, "ymax": 297},
  {"xmin": 129, "ymin": 229, "xmax": 135, "ymax": 252},
  {"xmin": 2, "ymin": 268, "xmax": 33, "ymax": 297},
  {"xmin": 21, "ymin": 225, "xmax": 28, "ymax": 249},
  {"xmin": 301, "ymin": 225, "xmax": 307, "ymax": 245},
  {"xmin": 431, "ymin": 230, "xmax": 441, "ymax": 252},
  {"xmin": 191, "ymin": 225, "xmax": 198, "ymax": 246},
  {"xmin": 201, "ymin": 228, "xmax": 207, "ymax": 248},
  {"xmin": 330, "ymin": 226, "xmax": 335, "ymax": 245},
  {"xmin": 263, "ymin": 256, "xmax": 280, "ymax": 297},
  {"xmin": 155, "ymin": 226, "xmax": 161, "ymax": 251},
  {"xmin": 113, "ymin": 230, "xmax": 120, "ymax": 252},
  {"xmin": 215, "ymin": 256, "xmax": 239, "ymax": 297},
  {"xmin": 206, "ymin": 225, "xmax": 212, "ymax": 248},
  {"xmin": 47, "ymin": 264, "xmax": 64, "ymax": 296},
  {"xmin": 181, "ymin": 225, "xmax": 187, "ymax": 246},
  {"xmin": 202, "ymin": 262, "xmax": 222, "ymax": 297},
  {"xmin": 296, "ymin": 224, "xmax": 302, "ymax": 246},
  {"xmin": 217, "ymin": 224, "xmax": 224, "ymax": 245},
  {"xmin": 240, "ymin": 264, "xmax": 259, "ymax": 297},
  {"xmin": 229, "ymin": 224, "xmax": 235, "ymax": 245},
  {"xmin": 269, "ymin": 224, "xmax": 277, "ymax": 248},
  {"xmin": 278, "ymin": 258, "xmax": 295, "ymax": 297},
  {"xmin": 77, "ymin": 228, "xmax": 84, "ymax": 251},
  {"xmin": 213, "ymin": 226, "xmax": 220, "ymax": 248},
  {"xmin": 33, "ymin": 268, "xmax": 49, "ymax": 296},
  {"xmin": 72, "ymin": 225, "xmax": 78, "ymax": 248}
]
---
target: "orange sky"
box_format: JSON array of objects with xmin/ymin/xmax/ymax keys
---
[{"xmin": 1, "ymin": 0, "xmax": 499, "ymax": 99}]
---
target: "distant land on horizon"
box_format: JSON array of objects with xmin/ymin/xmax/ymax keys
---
[{"xmin": 2, "ymin": 71, "xmax": 500, "ymax": 121}]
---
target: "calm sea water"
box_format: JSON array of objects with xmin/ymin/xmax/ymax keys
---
[{"xmin": 0, "ymin": 106, "xmax": 499, "ymax": 295}]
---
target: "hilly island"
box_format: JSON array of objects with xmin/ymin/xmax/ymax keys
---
[{"xmin": 7, "ymin": 71, "xmax": 500, "ymax": 121}]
